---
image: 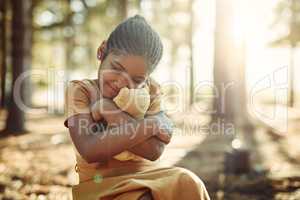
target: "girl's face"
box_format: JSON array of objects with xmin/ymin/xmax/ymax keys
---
[{"xmin": 98, "ymin": 52, "xmax": 148, "ymax": 98}]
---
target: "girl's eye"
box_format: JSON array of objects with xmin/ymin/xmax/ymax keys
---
[
  {"xmin": 133, "ymin": 79, "xmax": 142, "ymax": 84},
  {"xmin": 135, "ymin": 80, "xmax": 146, "ymax": 87},
  {"xmin": 112, "ymin": 65, "xmax": 121, "ymax": 71}
]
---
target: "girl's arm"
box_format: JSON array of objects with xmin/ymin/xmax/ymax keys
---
[
  {"xmin": 67, "ymin": 113, "xmax": 159, "ymax": 163},
  {"xmin": 130, "ymin": 112, "xmax": 174, "ymax": 161},
  {"xmin": 128, "ymin": 127, "xmax": 171, "ymax": 161},
  {"xmin": 92, "ymin": 98, "xmax": 173, "ymax": 161}
]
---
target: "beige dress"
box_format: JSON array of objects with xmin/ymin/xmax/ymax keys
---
[{"xmin": 64, "ymin": 78, "xmax": 210, "ymax": 200}]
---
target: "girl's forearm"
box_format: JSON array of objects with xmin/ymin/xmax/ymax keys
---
[
  {"xmin": 129, "ymin": 112, "xmax": 174, "ymax": 160},
  {"xmin": 91, "ymin": 98, "xmax": 173, "ymax": 161},
  {"xmin": 92, "ymin": 98, "xmax": 171, "ymax": 143},
  {"xmin": 129, "ymin": 137, "xmax": 166, "ymax": 161},
  {"xmin": 68, "ymin": 114, "xmax": 156, "ymax": 163}
]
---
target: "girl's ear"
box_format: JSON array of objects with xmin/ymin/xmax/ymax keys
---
[{"xmin": 97, "ymin": 40, "xmax": 107, "ymax": 61}]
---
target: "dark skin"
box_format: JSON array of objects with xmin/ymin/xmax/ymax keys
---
[{"xmin": 67, "ymin": 41, "xmax": 173, "ymax": 165}]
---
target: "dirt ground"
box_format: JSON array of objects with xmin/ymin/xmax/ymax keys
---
[
  {"xmin": 174, "ymin": 108, "xmax": 300, "ymax": 200},
  {"xmin": 0, "ymin": 108, "xmax": 300, "ymax": 200}
]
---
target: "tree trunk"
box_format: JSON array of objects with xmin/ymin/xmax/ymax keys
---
[
  {"xmin": 64, "ymin": 0, "xmax": 73, "ymax": 83},
  {"xmin": 289, "ymin": 47, "xmax": 294, "ymax": 107},
  {"xmin": 119, "ymin": 0, "xmax": 128, "ymax": 20},
  {"xmin": 214, "ymin": 0, "xmax": 254, "ymax": 174},
  {"xmin": 288, "ymin": 0, "xmax": 296, "ymax": 107},
  {"xmin": 213, "ymin": 0, "xmax": 253, "ymax": 128},
  {"xmin": 189, "ymin": 0, "xmax": 194, "ymax": 105},
  {"xmin": 4, "ymin": 0, "xmax": 32, "ymax": 134},
  {"xmin": 24, "ymin": 1, "xmax": 33, "ymax": 107},
  {"xmin": 0, "ymin": 0, "xmax": 7, "ymax": 108},
  {"xmin": 213, "ymin": 0, "xmax": 236, "ymax": 124}
]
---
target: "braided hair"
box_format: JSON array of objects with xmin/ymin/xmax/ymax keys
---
[{"xmin": 104, "ymin": 15, "xmax": 163, "ymax": 73}]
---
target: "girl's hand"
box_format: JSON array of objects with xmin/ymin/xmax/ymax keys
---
[
  {"xmin": 91, "ymin": 98, "xmax": 121, "ymax": 123},
  {"xmin": 145, "ymin": 112, "xmax": 174, "ymax": 144},
  {"xmin": 92, "ymin": 98, "xmax": 143, "ymax": 127}
]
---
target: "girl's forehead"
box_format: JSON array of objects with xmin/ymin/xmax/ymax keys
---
[{"xmin": 109, "ymin": 53, "xmax": 148, "ymax": 77}]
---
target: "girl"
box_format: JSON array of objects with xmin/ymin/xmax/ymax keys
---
[{"xmin": 64, "ymin": 15, "xmax": 210, "ymax": 200}]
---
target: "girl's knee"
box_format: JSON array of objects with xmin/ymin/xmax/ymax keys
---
[{"xmin": 175, "ymin": 167, "xmax": 206, "ymax": 187}]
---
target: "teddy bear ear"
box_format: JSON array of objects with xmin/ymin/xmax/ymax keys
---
[
  {"xmin": 113, "ymin": 87, "xmax": 129, "ymax": 103},
  {"xmin": 120, "ymin": 87, "xmax": 130, "ymax": 94}
]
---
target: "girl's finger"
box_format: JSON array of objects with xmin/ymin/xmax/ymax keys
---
[{"xmin": 156, "ymin": 130, "xmax": 171, "ymax": 144}]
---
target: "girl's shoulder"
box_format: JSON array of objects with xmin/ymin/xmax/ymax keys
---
[
  {"xmin": 68, "ymin": 79, "xmax": 99, "ymax": 90},
  {"xmin": 66, "ymin": 78, "xmax": 100, "ymax": 103}
]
